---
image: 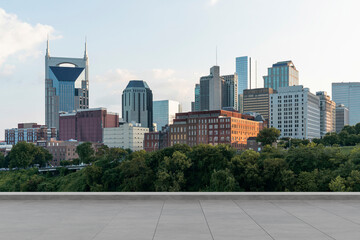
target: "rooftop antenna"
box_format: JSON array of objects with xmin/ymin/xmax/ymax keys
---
[
  {"xmin": 46, "ymin": 34, "xmax": 50, "ymax": 57},
  {"xmin": 216, "ymin": 45, "xmax": 218, "ymax": 66},
  {"xmin": 84, "ymin": 36, "xmax": 88, "ymax": 59}
]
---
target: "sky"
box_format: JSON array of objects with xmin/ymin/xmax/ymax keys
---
[{"xmin": 1, "ymin": 0, "xmax": 360, "ymax": 139}]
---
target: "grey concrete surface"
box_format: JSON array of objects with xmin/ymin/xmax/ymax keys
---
[
  {"xmin": 0, "ymin": 199, "xmax": 360, "ymax": 239},
  {"xmin": 1, "ymin": 192, "xmax": 360, "ymax": 200}
]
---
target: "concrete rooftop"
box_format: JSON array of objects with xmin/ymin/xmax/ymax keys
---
[{"xmin": 1, "ymin": 194, "xmax": 360, "ymax": 240}]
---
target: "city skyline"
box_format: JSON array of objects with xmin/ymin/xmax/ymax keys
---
[{"xmin": 1, "ymin": 0, "xmax": 360, "ymax": 138}]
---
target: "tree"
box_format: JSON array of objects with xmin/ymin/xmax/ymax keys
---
[
  {"xmin": 155, "ymin": 151, "xmax": 192, "ymax": 191},
  {"xmin": 8, "ymin": 142, "xmax": 35, "ymax": 169},
  {"xmin": 329, "ymin": 176, "xmax": 348, "ymax": 192},
  {"xmin": 208, "ymin": 169, "xmax": 238, "ymax": 191},
  {"xmin": 76, "ymin": 142, "xmax": 95, "ymax": 164},
  {"xmin": 256, "ymin": 127, "xmax": 280, "ymax": 146},
  {"xmin": 0, "ymin": 153, "xmax": 8, "ymax": 168}
]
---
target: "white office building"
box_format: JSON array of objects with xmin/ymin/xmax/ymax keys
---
[
  {"xmin": 270, "ymin": 85, "xmax": 320, "ymax": 139},
  {"xmin": 332, "ymin": 82, "xmax": 360, "ymax": 125},
  {"xmin": 103, "ymin": 123, "xmax": 149, "ymax": 151},
  {"xmin": 153, "ymin": 100, "xmax": 181, "ymax": 130}
]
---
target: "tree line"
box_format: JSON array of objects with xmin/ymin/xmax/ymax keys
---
[{"xmin": 0, "ymin": 139, "xmax": 360, "ymax": 192}]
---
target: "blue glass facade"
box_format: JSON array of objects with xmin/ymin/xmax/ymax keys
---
[
  {"xmin": 263, "ymin": 61, "xmax": 299, "ymax": 91},
  {"xmin": 236, "ymin": 56, "xmax": 257, "ymax": 95}
]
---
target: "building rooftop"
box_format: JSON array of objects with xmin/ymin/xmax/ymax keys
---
[
  {"xmin": 126, "ymin": 80, "xmax": 150, "ymax": 89},
  {"xmin": 0, "ymin": 193, "xmax": 359, "ymax": 239}
]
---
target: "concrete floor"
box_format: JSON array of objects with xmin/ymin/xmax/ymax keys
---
[{"xmin": 1, "ymin": 200, "xmax": 360, "ymax": 240}]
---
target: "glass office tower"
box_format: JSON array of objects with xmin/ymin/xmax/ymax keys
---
[
  {"xmin": 332, "ymin": 82, "xmax": 360, "ymax": 125},
  {"xmin": 263, "ymin": 61, "xmax": 299, "ymax": 91},
  {"xmin": 236, "ymin": 56, "xmax": 257, "ymax": 95},
  {"xmin": 153, "ymin": 100, "xmax": 181, "ymax": 130}
]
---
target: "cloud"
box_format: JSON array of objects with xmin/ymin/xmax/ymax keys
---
[
  {"xmin": 0, "ymin": 8, "xmax": 58, "ymax": 67},
  {"xmin": 0, "ymin": 64, "xmax": 15, "ymax": 76},
  {"xmin": 95, "ymin": 69, "xmax": 137, "ymax": 88},
  {"xmin": 152, "ymin": 69, "xmax": 175, "ymax": 79},
  {"xmin": 209, "ymin": 0, "xmax": 219, "ymax": 6}
]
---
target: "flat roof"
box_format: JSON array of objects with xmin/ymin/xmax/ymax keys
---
[{"xmin": 0, "ymin": 193, "xmax": 359, "ymax": 239}]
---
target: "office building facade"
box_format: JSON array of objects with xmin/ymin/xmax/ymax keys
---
[
  {"xmin": 243, "ymin": 88, "xmax": 276, "ymax": 122},
  {"xmin": 263, "ymin": 61, "xmax": 299, "ymax": 91},
  {"xmin": 45, "ymin": 40, "xmax": 89, "ymax": 130},
  {"xmin": 316, "ymin": 91, "xmax": 336, "ymax": 137},
  {"xmin": 199, "ymin": 66, "xmax": 238, "ymax": 111},
  {"xmin": 236, "ymin": 56, "xmax": 257, "ymax": 95},
  {"xmin": 59, "ymin": 108, "xmax": 119, "ymax": 142},
  {"xmin": 122, "ymin": 80, "xmax": 153, "ymax": 131},
  {"xmin": 103, "ymin": 123, "xmax": 149, "ymax": 151},
  {"xmin": 192, "ymin": 84, "xmax": 200, "ymax": 111},
  {"xmin": 332, "ymin": 82, "xmax": 360, "ymax": 125},
  {"xmin": 5, "ymin": 123, "xmax": 57, "ymax": 145},
  {"xmin": 168, "ymin": 110, "xmax": 263, "ymax": 150},
  {"xmin": 335, "ymin": 104, "xmax": 349, "ymax": 133},
  {"xmin": 270, "ymin": 86, "xmax": 320, "ymax": 139},
  {"xmin": 153, "ymin": 100, "xmax": 181, "ymax": 130}
]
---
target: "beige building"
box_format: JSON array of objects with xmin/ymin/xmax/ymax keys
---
[
  {"xmin": 103, "ymin": 123, "xmax": 149, "ymax": 151},
  {"xmin": 37, "ymin": 139, "xmax": 79, "ymax": 166},
  {"xmin": 243, "ymin": 88, "xmax": 276, "ymax": 122},
  {"xmin": 316, "ymin": 91, "xmax": 336, "ymax": 137}
]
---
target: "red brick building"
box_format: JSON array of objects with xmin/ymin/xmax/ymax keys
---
[
  {"xmin": 144, "ymin": 125, "xmax": 170, "ymax": 152},
  {"xmin": 168, "ymin": 110, "xmax": 264, "ymax": 150},
  {"xmin": 59, "ymin": 108, "xmax": 119, "ymax": 143}
]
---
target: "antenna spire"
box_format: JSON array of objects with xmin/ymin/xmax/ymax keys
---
[
  {"xmin": 84, "ymin": 36, "xmax": 88, "ymax": 59},
  {"xmin": 46, "ymin": 34, "xmax": 50, "ymax": 57}
]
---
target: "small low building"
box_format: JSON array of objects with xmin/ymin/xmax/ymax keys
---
[{"xmin": 103, "ymin": 123, "xmax": 149, "ymax": 152}]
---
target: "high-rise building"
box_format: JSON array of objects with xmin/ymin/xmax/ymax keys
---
[
  {"xmin": 236, "ymin": 56, "xmax": 257, "ymax": 95},
  {"xmin": 263, "ymin": 61, "xmax": 299, "ymax": 91},
  {"xmin": 193, "ymin": 84, "xmax": 200, "ymax": 111},
  {"xmin": 332, "ymin": 82, "xmax": 360, "ymax": 125},
  {"xmin": 270, "ymin": 86, "xmax": 320, "ymax": 139},
  {"xmin": 168, "ymin": 110, "xmax": 264, "ymax": 150},
  {"xmin": 222, "ymin": 74, "xmax": 238, "ymax": 111},
  {"xmin": 103, "ymin": 123, "xmax": 149, "ymax": 151},
  {"xmin": 153, "ymin": 100, "xmax": 181, "ymax": 130},
  {"xmin": 316, "ymin": 91, "xmax": 336, "ymax": 137},
  {"xmin": 200, "ymin": 66, "xmax": 222, "ymax": 111},
  {"xmin": 5, "ymin": 123, "xmax": 57, "ymax": 145},
  {"xmin": 122, "ymin": 80, "xmax": 153, "ymax": 131},
  {"xmin": 243, "ymin": 88, "xmax": 276, "ymax": 122},
  {"xmin": 45, "ymin": 40, "xmax": 89, "ymax": 130},
  {"xmin": 59, "ymin": 108, "xmax": 119, "ymax": 142},
  {"xmin": 336, "ymin": 104, "xmax": 349, "ymax": 133},
  {"xmin": 199, "ymin": 66, "xmax": 238, "ymax": 111}
]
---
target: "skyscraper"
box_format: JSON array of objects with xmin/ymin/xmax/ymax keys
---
[
  {"xmin": 316, "ymin": 91, "xmax": 336, "ymax": 137},
  {"xmin": 199, "ymin": 66, "xmax": 238, "ymax": 111},
  {"xmin": 263, "ymin": 61, "xmax": 299, "ymax": 91},
  {"xmin": 153, "ymin": 100, "xmax": 181, "ymax": 130},
  {"xmin": 336, "ymin": 104, "xmax": 349, "ymax": 133},
  {"xmin": 236, "ymin": 56, "xmax": 257, "ymax": 94},
  {"xmin": 332, "ymin": 82, "xmax": 360, "ymax": 125},
  {"xmin": 194, "ymin": 84, "xmax": 200, "ymax": 111},
  {"xmin": 45, "ymin": 40, "xmax": 89, "ymax": 131},
  {"xmin": 270, "ymin": 85, "xmax": 320, "ymax": 139},
  {"xmin": 122, "ymin": 80, "xmax": 153, "ymax": 131}
]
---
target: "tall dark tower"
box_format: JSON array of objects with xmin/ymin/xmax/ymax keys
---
[{"xmin": 122, "ymin": 80, "xmax": 153, "ymax": 131}]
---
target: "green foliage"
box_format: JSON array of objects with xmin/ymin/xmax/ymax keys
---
[
  {"xmin": 208, "ymin": 169, "xmax": 237, "ymax": 191},
  {"xmin": 155, "ymin": 151, "xmax": 192, "ymax": 191},
  {"xmin": 256, "ymin": 127, "xmax": 280, "ymax": 146},
  {"xmin": 329, "ymin": 176, "xmax": 348, "ymax": 192},
  {"xmin": 76, "ymin": 142, "xmax": 95, "ymax": 164},
  {"xmin": 1, "ymin": 142, "xmax": 360, "ymax": 192}
]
